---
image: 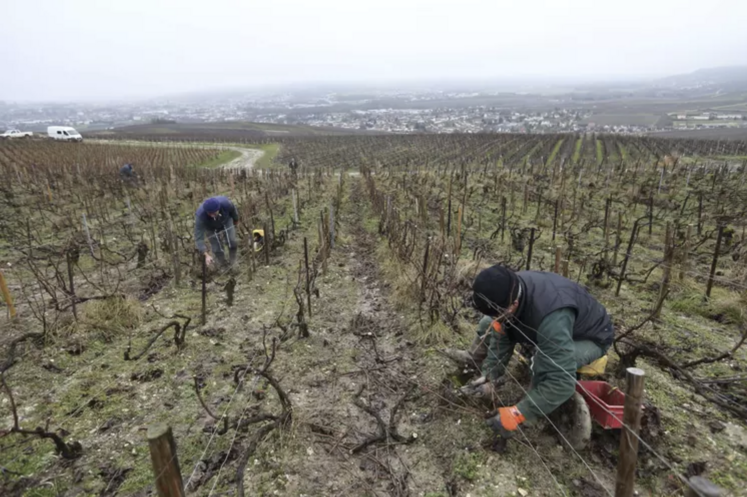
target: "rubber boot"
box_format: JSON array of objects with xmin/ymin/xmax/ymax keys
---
[
  {"xmin": 548, "ymin": 391, "xmax": 592, "ymax": 451},
  {"xmin": 228, "ymin": 247, "xmax": 238, "ymax": 266}
]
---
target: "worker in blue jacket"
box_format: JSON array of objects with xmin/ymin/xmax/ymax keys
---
[
  {"xmin": 194, "ymin": 196, "xmax": 239, "ymax": 267},
  {"xmin": 119, "ymin": 163, "xmax": 137, "ymax": 184}
]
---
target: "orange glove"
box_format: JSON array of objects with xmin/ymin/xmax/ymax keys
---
[
  {"xmin": 491, "ymin": 320, "xmax": 505, "ymax": 335},
  {"xmin": 497, "ymin": 406, "xmax": 525, "ymax": 432}
]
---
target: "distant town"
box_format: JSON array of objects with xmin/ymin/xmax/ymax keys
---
[{"xmin": 2, "ymin": 82, "xmax": 746, "ymax": 136}]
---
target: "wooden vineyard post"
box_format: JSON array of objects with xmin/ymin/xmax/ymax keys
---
[
  {"xmin": 554, "ymin": 247, "xmax": 562, "ymax": 274},
  {"xmin": 304, "ymin": 237, "xmax": 311, "ymax": 318},
  {"xmin": 166, "ymin": 212, "xmax": 181, "ymax": 286},
  {"xmin": 264, "ymin": 222, "xmax": 271, "ymax": 266},
  {"xmin": 317, "ymin": 212, "xmax": 325, "ymax": 262},
  {"xmin": 265, "ymin": 192, "xmax": 275, "ymax": 244},
  {"xmin": 420, "ymin": 193, "xmax": 427, "ymax": 226},
  {"xmin": 654, "ymin": 222, "xmax": 673, "ymax": 319},
  {"xmin": 561, "ymin": 259, "xmax": 569, "ymax": 278},
  {"xmin": 0, "ymin": 271, "xmax": 16, "ymax": 320},
  {"xmin": 603, "ymin": 197, "xmax": 611, "ymax": 259},
  {"xmin": 201, "ymin": 254, "xmax": 207, "ymax": 326},
  {"xmin": 647, "ymin": 193, "xmax": 654, "ymax": 237},
  {"xmin": 247, "ymin": 224, "xmax": 256, "ymax": 279},
  {"xmin": 614, "ymin": 367, "xmax": 645, "ymax": 497},
  {"xmin": 509, "ymin": 183, "xmax": 516, "ymax": 214},
  {"xmin": 455, "ymin": 204, "xmax": 463, "ymax": 256},
  {"xmin": 82, "ymin": 214, "xmax": 94, "ymax": 256},
  {"xmin": 680, "ymin": 224, "xmax": 692, "ymax": 281},
  {"xmin": 706, "ymin": 224, "xmax": 724, "ymax": 299},
  {"xmin": 147, "ymin": 424, "xmax": 185, "ymax": 497},
  {"xmin": 501, "ymin": 196, "xmax": 507, "ymax": 242},
  {"xmin": 292, "ymin": 189, "xmax": 299, "ymax": 225},
  {"xmin": 421, "ymin": 237, "xmax": 430, "ymax": 302},
  {"xmin": 616, "ymin": 220, "xmax": 639, "ymax": 296},
  {"xmin": 523, "ymin": 182, "xmax": 529, "ymax": 214},
  {"xmin": 613, "ymin": 212, "xmax": 623, "ymax": 266},
  {"xmin": 66, "ymin": 251, "xmax": 77, "ymax": 320},
  {"xmin": 439, "ymin": 206, "xmax": 445, "ymax": 240},
  {"xmin": 329, "ymin": 202, "xmax": 335, "ymax": 249},
  {"xmin": 526, "ymin": 228, "xmax": 536, "ymax": 271},
  {"xmin": 552, "ymin": 199, "xmax": 559, "ymax": 241},
  {"xmin": 684, "ymin": 477, "xmax": 723, "ymax": 497}
]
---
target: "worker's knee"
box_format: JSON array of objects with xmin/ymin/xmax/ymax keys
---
[{"xmin": 574, "ymin": 340, "xmax": 606, "ymax": 369}]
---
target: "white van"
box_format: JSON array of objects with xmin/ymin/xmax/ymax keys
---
[{"xmin": 48, "ymin": 126, "xmax": 83, "ymax": 142}]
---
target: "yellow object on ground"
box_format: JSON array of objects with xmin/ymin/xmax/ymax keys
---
[
  {"xmin": 577, "ymin": 355, "xmax": 608, "ymax": 376},
  {"xmin": 253, "ymin": 229, "xmax": 265, "ymax": 252}
]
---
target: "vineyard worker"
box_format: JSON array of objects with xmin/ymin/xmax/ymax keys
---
[
  {"xmin": 194, "ymin": 196, "xmax": 240, "ymax": 268},
  {"xmin": 461, "ymin": 265, "xmax": 614, "ymax": 436},
  {"xmin": 119, "ymin": 163, "xmax": 136, "ymax": 181}
]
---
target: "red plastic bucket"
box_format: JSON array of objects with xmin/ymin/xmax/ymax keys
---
[{"xmin": 575, "ymin": 380, "xmax": 636, "ymax": 429}]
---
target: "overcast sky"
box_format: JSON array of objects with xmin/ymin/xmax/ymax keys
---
[{"xmin": 2, "ymin": 0, "xmax": 746, "ymax": 102}]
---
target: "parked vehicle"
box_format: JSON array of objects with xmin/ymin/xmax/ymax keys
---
[
  {"xmin": 47, "ymin": 126, "xmax": 83, "ymax": 142},
  {"xmin": 1, "ymin": 129, "xmax": 33, "ymax": 139}
]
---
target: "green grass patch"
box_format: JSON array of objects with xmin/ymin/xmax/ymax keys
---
[
  {"xmin": 618, "ymin": 141, "xmax": 629, "ymax": 162},
  {"xmin": 66, "ymin": 296, "xmax": 144, "ymax": 340},
  {"xmin": 453, "ymin": 451, "xmax": 485, "ymax": 481},
  {"xmin": 596, "ymin": 139, "xmax": 604, "ymax": 165},
  {"xmin": 572, "ymin": 137, "xmax": 582, "ymax": 164},
  {"xmin": 195, "ymin": 149, "xmax": 241, "ymax": 168},
  {"xmin": 523, "ymin": 142, "xmax": 542, "ymax": 166},
  {"xmin": 546, "ymin": 138, "xmax": 564, "ymax": 166},
  {"xmin": 670, "ymin": 288, "xmax": 747, "ymax": 327},
  {"xmin": 251, "ymin": 143, "xmax": 281, "ymax": 169}
]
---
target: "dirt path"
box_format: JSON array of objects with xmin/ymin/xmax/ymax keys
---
[
  {"xmin": 251, "ymin": 176, "xmax": 606, "ymax": 497},
  {"xmin": 221, "ymin": 147, "xmax": 264, "ymax": 170},
  {"xmin": 232, "ymin": 178, "xmax": 429, "ymax": 495},
  {"xmin": 87, "ymin": 138, "xmax": 264, "ymax": 170},
  {"xmin": 231, "ymin": 176, "xmax": 558, "ymax": 496}
]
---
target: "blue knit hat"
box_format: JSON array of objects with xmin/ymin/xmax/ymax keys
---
[{"xmin": 203, "ymin": 197, "xmax": 220, "ymax": 213}]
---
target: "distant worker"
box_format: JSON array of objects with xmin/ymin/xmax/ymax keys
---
[
  {"xmin": 119, "ymin": 163, "xmax": 137, "ymax": 183},
  {"xmin": 454, "ymin": 265, "xmax": 614, "ymax": 436},
  {"xmin": 289, "ymin": 158, "xmax": 298, "ymax": 173},
  {"xmin": 194, "ymin": 196, "xmax": 240, "ymax": 268}
]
